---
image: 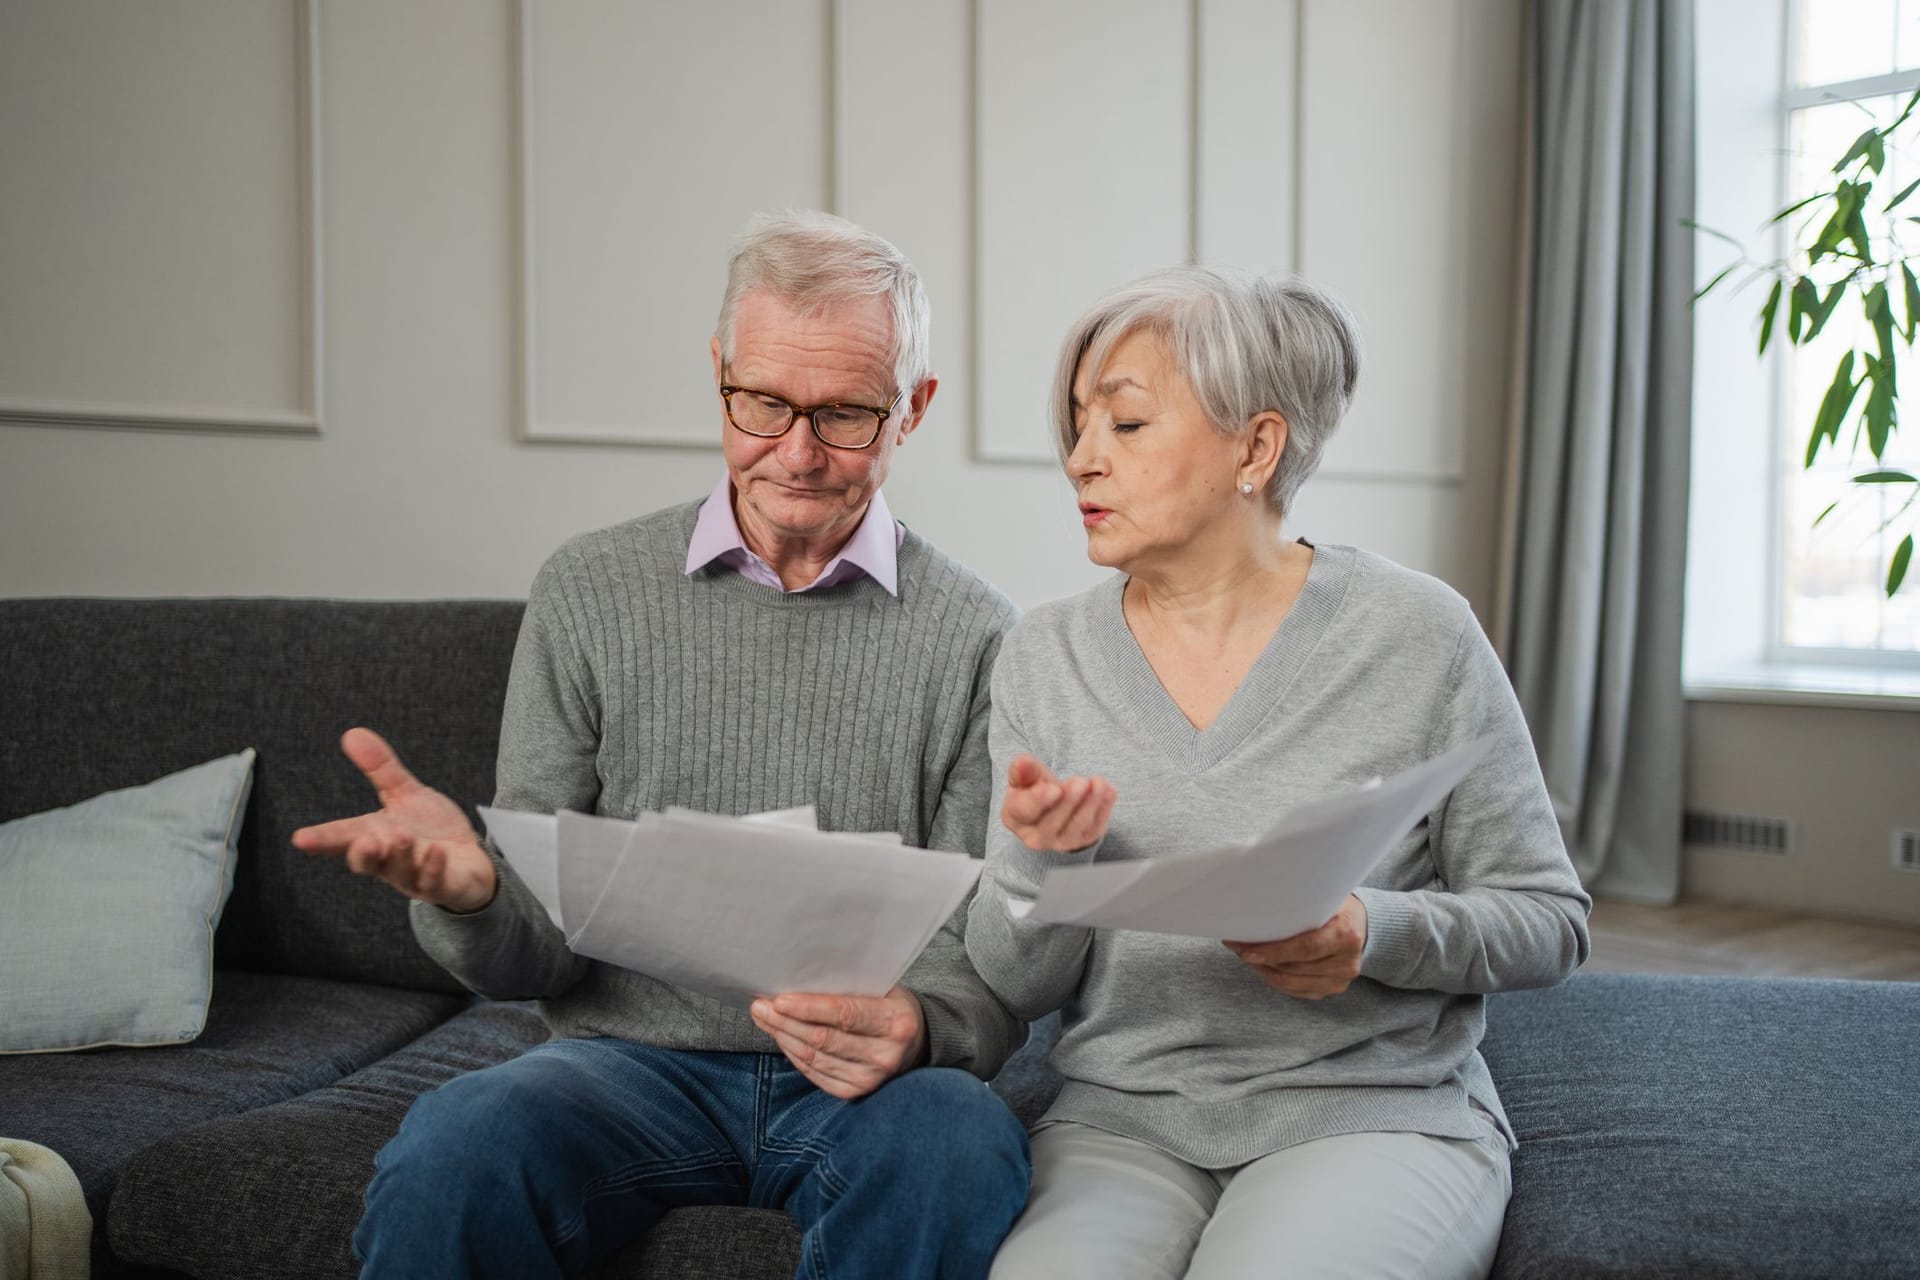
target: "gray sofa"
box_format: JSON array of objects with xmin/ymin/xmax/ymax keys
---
[{"xmin": 3, "ymin": 597, "xmax": 1914, "ymax": 1280}]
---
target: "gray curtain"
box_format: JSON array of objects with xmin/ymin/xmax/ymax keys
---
[{"xmin": 1501, "ymin": 0, "xmax": 1694, "ymax": 903}]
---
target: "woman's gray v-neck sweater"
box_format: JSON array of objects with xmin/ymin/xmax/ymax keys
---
[{"xmin": 966, "ymin": 542, "xmax": 1591, "ymax": 1168}]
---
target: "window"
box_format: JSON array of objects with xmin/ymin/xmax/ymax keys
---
[
  {"xmin": 1686, "ymin": 0, "xmax": 1920, "ymax": 701},
  {"xmin": 1776, "ymin": 2, "xmax": 1920, "ymax": 661}
]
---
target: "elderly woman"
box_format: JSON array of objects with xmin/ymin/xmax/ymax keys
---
[{"xmin": 966, "ymin": 267, "xmax": 1590, "ymax": 1280}]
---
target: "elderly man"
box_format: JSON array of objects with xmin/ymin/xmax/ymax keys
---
[{"xmin": 292, "ymin": 211, "xmax": 1029, "ymax": 1279}]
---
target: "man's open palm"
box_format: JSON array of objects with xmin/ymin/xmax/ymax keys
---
[{"xmin": 292, "ymin": 728, "xmax": 497, "ymax": 913}]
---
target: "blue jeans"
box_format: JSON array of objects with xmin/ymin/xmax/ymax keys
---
[{"xmin": 353, "ymin": 1039, "xmax": 1031, "ymax": 1279}]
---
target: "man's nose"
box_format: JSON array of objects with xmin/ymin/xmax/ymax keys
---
[{"xmin": 776, "ymin": 413, "xmax": 827, "ymax": 470}]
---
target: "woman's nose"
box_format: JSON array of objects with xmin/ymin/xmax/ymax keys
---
[{"xmin": 1067, "ymin": 430, "xmax": 1104, "ymax": 479}]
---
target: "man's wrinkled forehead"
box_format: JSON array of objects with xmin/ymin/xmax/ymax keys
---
[{"xmin": 729, "ymin": 292, "xmax": 897, "ymax": 396}]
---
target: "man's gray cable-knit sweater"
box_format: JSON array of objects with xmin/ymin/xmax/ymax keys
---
[
  {"xmin": 412, "ymin": 500, "xmax": 1025, "ymax": 1077},
  {"xmin": 966, "ymin": 542, "xmax": 1592, "ymax": 1167}
]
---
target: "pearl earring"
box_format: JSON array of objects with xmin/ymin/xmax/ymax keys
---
[{"xmin": 1240, "ymin": 481, "xmax": 1254, "ymax": 494}]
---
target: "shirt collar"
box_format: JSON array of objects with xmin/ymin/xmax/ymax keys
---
[{"xmin": 684, "ymin": 475, "xmax": 900, "ymax": 596}]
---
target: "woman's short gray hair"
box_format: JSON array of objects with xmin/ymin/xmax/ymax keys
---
[
  {"xmin": 1051, "ymin": 265, "xmax": 1361, "ymax": 514},
  {"xmin": 715, "ymin": 209, "xmax": 932, "ymax": 395}
]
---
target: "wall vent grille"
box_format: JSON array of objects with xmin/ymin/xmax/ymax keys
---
[
  {"xmin": 1894, "ymin": 829, "xmax": 1920, "ymax": 874},
  {"xmin": 1683, "ymin": 810, "xmax": 1794, "ymax": 855}
]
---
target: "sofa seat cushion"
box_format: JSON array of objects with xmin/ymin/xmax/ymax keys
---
[
  {"xmin": 0, "ymin": 969, "xmax": 465, "ymax": 1229},
  {"xmin": 113, "ymin": 1001, "xmax": 806, "ymax": 1280},
  {"xmin": 110, "ymin": 1000, "xmax": 551, "ymax": 1279},
  {"xmin": 1481, "ymin": 972, "xmax": 1920, "ymax": 1279}
]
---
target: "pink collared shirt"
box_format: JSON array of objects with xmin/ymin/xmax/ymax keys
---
[{"xmin": 683, "ymin": 475, "xmax": 904, "ymax": 595}]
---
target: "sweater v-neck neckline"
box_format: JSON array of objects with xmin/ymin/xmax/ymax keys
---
[{"xmin": 1089, "ymin": 542, "xmax": 1354, "ymax": 773}]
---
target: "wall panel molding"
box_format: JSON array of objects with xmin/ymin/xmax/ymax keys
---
[
  {"xmin": 967, "ymin": 0, "xmax": 1302, "ymax": 464},
  {"xmin": 0, "ymin": 0, "xmax": 324, "ymax": 437},
  {"xmin": 513, "ymin": 0, "xmax": 840, "ymax": 448}
]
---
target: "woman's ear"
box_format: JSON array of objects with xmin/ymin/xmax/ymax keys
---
[{"xmin": 1242, "ymin": 410, "xmax": 1289, "ymax": 490}]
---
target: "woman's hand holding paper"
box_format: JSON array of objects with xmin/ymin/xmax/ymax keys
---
[{"xmin": 1224, "ymin": 894, "xmax": 1370, "ymax": 1000}]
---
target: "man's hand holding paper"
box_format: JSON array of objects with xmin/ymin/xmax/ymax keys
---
[{"xmin": 749, "ymin": 986, "xmax": 930, "ymax": 1100}]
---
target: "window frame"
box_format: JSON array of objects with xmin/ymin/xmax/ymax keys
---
[{"xmin": 1765, "ymin": 4, "xmax": 1920, "ymax": 669}]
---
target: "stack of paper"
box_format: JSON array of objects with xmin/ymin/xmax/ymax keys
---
[
  {"xmin": 1010, "ymin": 736, "xmax": 1495, "ymax": 942},
  {"xmin": 477, "ymin": 804, "xmax": 981, "ymax": 1004}
]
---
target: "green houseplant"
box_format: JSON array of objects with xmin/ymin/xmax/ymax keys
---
[{"xmin": 1697, "ymin": 85, "xmax": 1920, "ymax": 596}]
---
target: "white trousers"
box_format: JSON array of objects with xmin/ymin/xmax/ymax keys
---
[{"xmin": 989, "ymin": 1118, "xmax": 1512, "ymax": 1280}]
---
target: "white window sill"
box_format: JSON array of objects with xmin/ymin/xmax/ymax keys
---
[{"xmin": 1686, "ymin": 662, "xmax": 1920, "ymax": 711}]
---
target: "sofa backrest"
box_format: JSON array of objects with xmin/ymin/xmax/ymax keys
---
[{"xmin": 0, "ymin": 598, "xmax": 525, "ymax": 994}]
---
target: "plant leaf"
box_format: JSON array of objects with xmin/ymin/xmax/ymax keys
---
[
  {"xmin": 1863, "ymin": 361, "xmax": 1895, "ymax": 458},
  {"xmin": 1807, "ymin": 350, "xmax": 1859, "ymax": 466},
  {"xmin": 1866, "ymin": 131, "xmax": 1886, "ymax": 174},
  {"xmin": 1904, "ymin": 261, "xmax": 1920, "ymax": 343},
  {"xmin": 1759, "ymin": 277, "xmax": 1783, "ymax": 353},
  {"xmin": 1845, "ymin": 200, "xmax": 1876, "ymax": 264},
  {"xmin": 1789, "ymin": 277, "xmax": 1819, "ymax": 342},
  {"xmin": 1867, "ymin": 280, "xmax": 1898, "ymax": 371},
  {"xmin": 1854, "ymin": 469, "xmax": 1918, "ymax": 483},
  {"xmin": 1694, "ymin": 262, "xmax": 1739, "ymax": 301},
  {"xmin": 1895, "ymin": 85, "xmax": 1920, "ymax": 131},
  {"xmin": 1765, "ymin": 191, "xmax": 1834, "ymax": 225},
  {"xmin": 1888, "ymin": 177, "xmax": 1920, "ymax": 212},
  {"xmin": 1811, "ymin": 185, "xmax": 1860, "ymax": 260},
  {"xmin": 1887, "ymin": 533, "xmax": 1913, "ymax": 597},
  {"xmin": 1812, "ymin": 500, "xmax": 1840, "ymax": 528},
  {"xmin": 1834, "ymin": 127, "xmax": 1879, "ymax": 173},
  {"xmin": 1680, "ymin": 218, "xmax": 1748, "ymax": 251},
  {"xmin": 1808, "ymin": 278, "xmax": 1850, "ymax": 338}
]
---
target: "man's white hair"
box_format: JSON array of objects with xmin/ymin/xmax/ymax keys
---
[
  {"xmin": 1050, "ymin": 265, "xmax": 1362, "ymax": 515},
  {"xmin": 715, "ymin": 209, "xmax": 932, "ymax": 395}
]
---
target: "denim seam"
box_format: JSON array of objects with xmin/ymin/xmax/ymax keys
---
[
  {"xmin": 757, "ymin": 1135, "xmax": 835, "ymax": 1160},
  {"xmin": 806, "ymin": 1223, "xmax": 832, "ymax": 1280},
  {"xmin": 813, "ymin": 1151, "xmax": 851, "ymax": 1200},
  {"xmin": 588, "ymin": 1150, "xmax": 742, "ymax": 1197},
  {"xmin": 753, "ymin": 1053, "xmax": 774, "ymax": 1166},
  {"xmin": 799, "ymin": 1155, "xmax": 847, "ymax": 1280},
  {"xmin": 551, "ymin": 1151, "xmax": 743, "ymax": 1249}
]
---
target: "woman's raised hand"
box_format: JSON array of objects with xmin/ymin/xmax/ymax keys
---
[
  {"xmin": 1002, "ymin": 754, "xmax": 1117, "ymax": 853},
  {"xmin": 291, "ymin": 727, "xmax": 498, "ymax": 913}
]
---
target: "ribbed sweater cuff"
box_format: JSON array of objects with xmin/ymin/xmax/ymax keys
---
[
  {"xmin": 916, "ymin": 997, "xmax": 972, "ymax": 1072},
  {"xmin": 1004, "ymin": 836, "xmax": 1102, "ymax": 893},
  {"xmin": 1353, "ymin": 886, "xmax": 1427, "ymax": 988},
  {"xmin": 411, "ymin": 852, "xmax": 536, "ymax": 952}
]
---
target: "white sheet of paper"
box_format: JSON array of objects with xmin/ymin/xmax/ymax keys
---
[
  {"xmin": 554, "ymin": 810, "xmax": 658, "ymax": 945},
  {"xmin": 1015, "ymin": 736, "xmax": 1495, "ymax": 941},
  {"xmin": 476, "ymin": 806, "xmax": 563, "ymax": 930},
  {"xmin": 667, "ymin": 806, "xmax": 903, "ymax": 845},
  {"xmin": 738, "ymin": 805, "xmax": 818, "ymax": 830},
  {"xmin": 567, "ymin": 813, "xmax": 979, "ymax": 1003}
]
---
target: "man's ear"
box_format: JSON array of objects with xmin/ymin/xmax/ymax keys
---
[
  {"xmin": 711, "ymin": 337, "xmax": 724, "ymax": 388},
  {"xmin": 897, "ymin": 375, "xmax": 939, "ymax": 443}
]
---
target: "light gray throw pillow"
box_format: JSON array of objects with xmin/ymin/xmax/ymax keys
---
[{"xmin": 0, "ymin": 750, "xmax": 255, "ymax": 1053}]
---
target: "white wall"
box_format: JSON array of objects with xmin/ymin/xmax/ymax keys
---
[{"xmin": 0, "ymin": 0, "xmax": 1524, "ymax": 613}]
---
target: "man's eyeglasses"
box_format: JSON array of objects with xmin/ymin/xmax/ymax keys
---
[{"xmin": 719, "ymin": 383, "xmax": 904, "ymax": 451}]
